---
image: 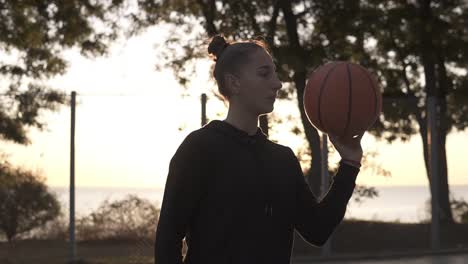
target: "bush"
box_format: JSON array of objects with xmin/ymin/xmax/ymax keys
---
[
  {"xmin": 451, "ymin": 197, "xmax": 468, "ymax": 223},
  {"xmin": 0, "ymin": 162, "xmax": 61, "ymax": 241},
  {"xmin": 422, "ymin": 195, "xmax": 468, "ymax": 224},
  {"xmin": 29, "ymin": 212, "xmax": 68, "ymax": 240},
  {"xmin": 76, "ymin": 194, "xmax": 159, "ymax": 241}
]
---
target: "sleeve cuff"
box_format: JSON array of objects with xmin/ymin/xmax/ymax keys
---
[
  {"xmin": 335, "ymin": 160, "xmax": 360, "ymax": 184},
  {"xmin": 340, "ymin": 159, "xmax": 361, "ymax": 169}
]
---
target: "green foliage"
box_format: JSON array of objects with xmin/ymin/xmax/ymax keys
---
[
  {"xmin": 0, "ymin": 161, "xmax": 60, "ymax": 241},
  {"xmin": 450, "ymin": 197, "xmax": 468, "ymax": 223},
  {"xmin": 328, "ymin": 163, "xmax": 380, "ymax": 204},
  {"xmin": 131, "ymin": 0, "xmax": 468, "ymax": 225},
  {"xmin": 1, "ymin": 84, "xmax": 67, "ymax": 144},
  {"xmin": 422, "ymin": 195, "xmax": 468, "ymax": 224},
  {"xmin": 0, "ymin": 0, "xmax": 129, "ymax": 145},
  {"xmin": 357, "ymin": 0, "xmax": 468, "ymax": 142},
  {"xmin": 28, "ymin": 212, "xmax": 68, "ymax": 240},
  {"xmin": 76, "ymin": 195, "xmax": 159, "ymax": 241},
  {"xmin": 353, "ymin": 185, "xmax": 379, "ymax": 204},
  {"xmin": 130, "ymin": 0, "xmax": 468, "ymax": 142},
  {"xmin": 22, "ymin": 195, "xmax": 161, "ymax": 242}
]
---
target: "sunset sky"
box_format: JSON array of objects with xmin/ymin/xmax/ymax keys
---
[{"xmin": 2, "ymin": 25, "xmax": 467, "ymax": 189}]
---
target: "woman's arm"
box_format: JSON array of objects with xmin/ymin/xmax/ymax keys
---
[
  {"xmin": 155, "ymin": 132, "xmax": 207, "ymax": 264},
  {"xmin": 290, "ymin": 148, "xmax": 359, "ymax": 247}
]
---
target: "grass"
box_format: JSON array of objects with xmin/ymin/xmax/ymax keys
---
[
  {"xmin": 0, "ymin": 239, "xmax": 154, "ymax": 264},
  {"xmin": 1, "ymin": 220, "xmax": 468, "ymax": 264}
]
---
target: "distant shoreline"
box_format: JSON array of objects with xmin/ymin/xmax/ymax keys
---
[
  {"xmin": 45, "ymin": 185, "xmax": 468, "ymax": 223},
  {"xmin": 48, "ymin": 184, "xmax": 468, "ymax": 189}
]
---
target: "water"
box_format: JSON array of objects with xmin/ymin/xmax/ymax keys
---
[
  {"xmin": 50, "ymin": 185, "xmax": 468, "ymax": 223},
  {"xmin": 50, "ymin": 186, "xmax": 165, "ymax": 218},
  {"xmin": 346, "ymin": 185, "xmax": 468, "ymax": 222}
]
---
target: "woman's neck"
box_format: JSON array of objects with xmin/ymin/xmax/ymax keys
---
[{"xmin": 224, "ymin": 105, "xmax": 258, "ymax": 136}]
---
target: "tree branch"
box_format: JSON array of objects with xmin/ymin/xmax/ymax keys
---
[
  {"xmin": 278, "ymin": 0, "xmax": 301, "ymax": 49},
  {"xmin": 266, "ymin": 0, "xmax": 280, "ymax": 46},
  {"xmin": 242, "ymin": 2, "xmax": 261, "ymax": 36},
  {"xmin": 195, "ymin": 0, "xmax": 218, "ymax": 36}
]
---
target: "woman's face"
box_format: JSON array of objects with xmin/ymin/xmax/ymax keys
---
[{"xmin": 233, "ymin": 49, "xmax": 283, "ymax": 115}]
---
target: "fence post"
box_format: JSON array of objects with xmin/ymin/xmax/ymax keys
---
[
  {"xmin": 69, "ymin": 91, "xmax": 77, "ymax": 263},
  {"xmin": 201, "ymin": 93, "xmax": 207, "ymax": 127}
]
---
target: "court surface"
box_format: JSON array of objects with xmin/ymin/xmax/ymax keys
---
[{"xmin": 293, "ymin": 253, "xmax": 468, "ymax": 264}]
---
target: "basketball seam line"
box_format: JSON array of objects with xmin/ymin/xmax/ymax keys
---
[
  {"xmin": 344, "ymin": 64, "xmax": 352, "ymax": 138},
  {"xmin": 318, "ymin": 63, "xmax": 340, "ymax": 133},
  {"xmin": 357, "ymin": 65, "xmax": 378, "ymax": 130}
]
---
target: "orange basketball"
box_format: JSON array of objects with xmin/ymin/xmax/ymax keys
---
[{"xmin": 304, "ymin": 61, "xmax": 382, "ymax": 139}]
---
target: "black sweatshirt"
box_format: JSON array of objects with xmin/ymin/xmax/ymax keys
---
[{"xmin": 154, "ymin": 120, "xmax": 360, "ymax": 264}]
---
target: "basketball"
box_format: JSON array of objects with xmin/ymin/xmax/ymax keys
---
[{"xmin": 304, "ymin": 61, "xmax": 382, "ymax": 139}]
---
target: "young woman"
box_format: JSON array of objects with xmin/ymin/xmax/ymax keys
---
[{"xmin": 154, "ymin": 35, "xmax": 363, "ymax": 264}]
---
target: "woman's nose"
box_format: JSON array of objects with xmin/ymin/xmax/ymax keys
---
[
  {"xmin": 274, "ymin": 80, "xmax": 283, "ymax": 91},
  {"xmin": 274, "ymin": 73, "xmax": 283, "ymax": 90}
]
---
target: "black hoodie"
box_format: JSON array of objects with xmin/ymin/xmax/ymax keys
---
[{"xmin": 155, "ymin": 120, "xmax": 359, "ymax": 264}]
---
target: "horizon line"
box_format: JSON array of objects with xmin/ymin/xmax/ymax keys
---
[{"xmin": 48, "ymin": 184, "xmax": 468, "ymax": 189}]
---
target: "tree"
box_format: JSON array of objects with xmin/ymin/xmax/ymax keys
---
[
  {"xmin": 0, "ymin": 0, "xmax": 128, "ymax": 145},
  {"xmin": 0, "ymin": 161, "xmax": 60, "ymax": 241},
  {"xmin": 129, "ymin": 0, "xmax": 388, "ymax": 196},
  {"xmin": 131, "ymin": 0, "xmax": 468, "ymax": 224},
  {"xmin": 355, "ymin": 0, "xmax": 468, "ymax": 224}
]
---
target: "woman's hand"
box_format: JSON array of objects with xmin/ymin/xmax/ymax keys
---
[{"xmin": 328, "ymin": 132, "xmax": 364, "ymax": 164}]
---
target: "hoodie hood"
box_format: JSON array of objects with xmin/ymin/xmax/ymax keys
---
[{"xmin": 203, "ymin": 120, "xmax": 268, "ymax": 146}]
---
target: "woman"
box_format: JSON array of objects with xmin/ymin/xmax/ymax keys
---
[{"xmin": 154, "ymin": 35, "xmax": 363, "ymax": 264}]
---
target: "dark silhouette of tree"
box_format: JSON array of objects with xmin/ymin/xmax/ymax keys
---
[
  {"xmin": 0, "ymin": 0, "xmax": 128, "ymax": 145},
  {"xmin": 129, "ymin": 0, "xmax": 385, "ymax": 196},
  {"xmin": 0, "ymin": 161, "xmax": 60, "ymax": 241},
  {"xmin": 130, "ymin": 0, "xmax": 468, "ymax": 224},
  {"xmin": 353, "ymin": 0, "xmax": 468, "ymax": 224}
]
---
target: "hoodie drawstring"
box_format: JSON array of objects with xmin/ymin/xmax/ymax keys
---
[{"xmin": 265, "ymin": 203, "xmax": 273, "ymax": 217}]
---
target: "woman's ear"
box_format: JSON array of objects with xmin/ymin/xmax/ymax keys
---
[{"xmin": 224, "ymin": 73, "xmax": 241, "ymax": 96}]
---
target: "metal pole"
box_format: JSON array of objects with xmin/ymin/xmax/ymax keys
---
[
  {"xmin": 201, "ymin": 93, "xmax": 207, "ymax": 127},
  {"xmin": 321, "ymin": 133, "xmax": 332, "ymax": 256},
  {"xmin": 428, "ymin": 96, "xmax": 440, "ymax": 250},
  {"xmin": 69, "ymin": 91, "xmax": 77, "ymax": 263}
]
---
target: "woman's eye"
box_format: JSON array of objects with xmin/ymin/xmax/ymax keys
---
[{"xmin": 259, "ymin": 71, "xmax": 269, "ymax": 77}]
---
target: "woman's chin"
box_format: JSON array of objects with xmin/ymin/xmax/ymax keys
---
[{"xmin": 259, "ymin": 105, "xmax": 275, "ymax": 115}]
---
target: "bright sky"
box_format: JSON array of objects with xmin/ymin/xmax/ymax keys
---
[{"xmin": 1, "ymin": 25, "xmax": 467, "ymax": 189}]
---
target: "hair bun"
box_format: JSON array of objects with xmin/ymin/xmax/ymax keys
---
[{"xmin": 208, "ymin": 35, "xmax": 230, "ymax": 61}]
